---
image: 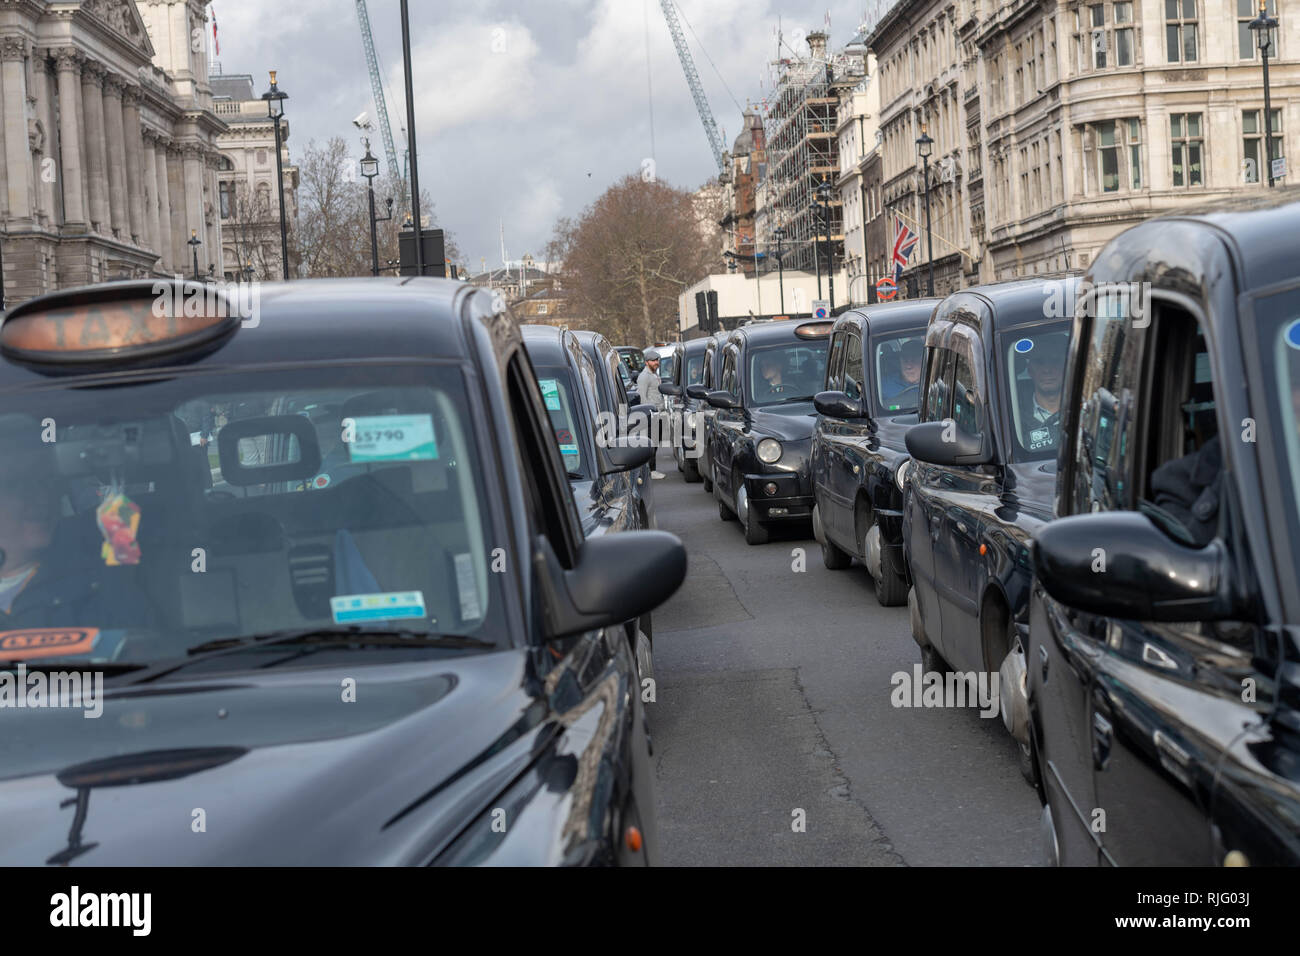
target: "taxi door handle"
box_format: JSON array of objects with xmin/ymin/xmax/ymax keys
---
[
  {"xmin": 955, "ymin": 521, "xmax": 968, "ymax": 535},
  {"xmin": 1038, "ymin": 644, "xmax": 1049, "ymax": 681},
  {"xmin": 1092, "ymin": 711, "xmax": 1113, "ymax": 770}
]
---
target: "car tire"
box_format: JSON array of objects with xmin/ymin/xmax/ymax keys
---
[
  {"xmin": 872, "ymin": 526, "xmax": 909, "ymax": 607},
  {"xmin": 816, "ymin": 507, "xmax": 852, "ymax": 569},
  {"xmin": 737, "ymin": 485, "xmax": 769, "ymax": 545},
  {"xmin": 920, "ymin": 641, "xmax": 948, "ymax": 676},
  {"xmin": 702, "ymin": 469, "xmax": 713, "ymax": 493},
  {"xmin": 717, "ymin": 481, "xmax": 736, "ymax": 521},
  {"xmin": 1007, "ymin": 619, "xmax": 1037, "ymax": 788},
  {"xmin": 683, "ymin": 457, "xmax": 702, "ymax": 483}
]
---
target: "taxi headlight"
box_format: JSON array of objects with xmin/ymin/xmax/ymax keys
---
[
  {"xmin": 895, "ymin": 458, "xmax": 911, "ymax": 491},
  {"xmin": 756, "ymin": 438, "xmax": 782, "ymax": 464}
]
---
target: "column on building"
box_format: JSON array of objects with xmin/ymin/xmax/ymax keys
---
[
  {"xmin": 29, "ymin": 50, "xmax": 56, "ymax": 227},
  {"xmin": 141, "ymin": 129, "xmax": 160, "ymax": 265},
  {"xmin": 122, "ymin": 86, "xmax": 147, "ymax": 245},
  {"xmin": 101, "ymin": 75, "xmax": 129, "ymax": 240},
  {"xmin": 204, "ymin": 154, "xmax": 221, "ymax": 276},
  {"xmin": 153, "ymin": 137, "xmax": 174, "ymax": 272},
  {"xmin": 80, "ymin": 61, "xmax": 110, "ymax": 233},
  {"xmin": 166, "ymin": 145, "xmax": 187, "ymax": 272},
  {"xmin": 182, "ymin": 144, "xmax": 206, "ymax": 274},
  {"xmin": 1, "ymin": 36, "xmax": 33, "ymax": 225},
  {"xmin": 53, "ymin": 48, "xmax": 86, "ymax": 228}
]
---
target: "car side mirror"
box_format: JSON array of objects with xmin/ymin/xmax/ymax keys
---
[
  {"xmin": 686, "ymin": 384, "xmax": 709, "ymax": 400},
  {"xmin": 601, "ymin": 441, "xmax": 654, "ymax": 473},
  {"xmin": 533, "ymin": 531, "xmax": 687, "ymax": 640},
  {"xmin": 706, "ymin": 390, "xmax": 739, "ymax": 410},
  {"xmin": 813, "ymin": 390, "xmax": 866, "ymax": 419},
  {"xmin": 626, "ymin": 388, "xmax": 640, "ymax": 405},
  {"xmin": 1033, "ymin": 512, "xmax": 1235, "ymax": 621},
  {"xmin": 659, "ymin": 383, "xmax": 682, "ymax": 397},
  {"xmin": 905, "ymin": 419, "xmax": 993, "ymax": 466}
]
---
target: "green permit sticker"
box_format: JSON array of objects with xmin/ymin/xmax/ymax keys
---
[
  {"xmin": 348, "ymin": 414, "xmax": 438, "ymax": 462},
  {"xmin": 539, "ymin": 378, "xmax": 562, "ymax": 411}
]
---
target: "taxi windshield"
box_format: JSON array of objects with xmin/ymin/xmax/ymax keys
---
[
  {"xmin": 657, "ymin": 353, "xmax": 676, "ymax": 382},
  {"xmin": 747, "ymin": 342, "xmax": 829, "ymax": 407},
  {"xmin": 0, "ymin": 364, "xmax": 506, "ymax": 669},
  {"xmin": 873, "ymin": 332, "xmax": 926, "ymax": 414},
  {"xmin": 1003, "ymin": 324, "xmax": 1071, "ymax": 460},
  {"xmin": 685, "ymin": 353, "xmax": 706, "ymax": 385},
  {"xmin": 532, "ymin": 367, "xmax": 591, "ymax": 479}
]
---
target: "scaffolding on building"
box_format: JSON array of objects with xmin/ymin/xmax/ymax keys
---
[{"xmin": 761, "ymin": 31, "xmax": 864, "ymax": 275}]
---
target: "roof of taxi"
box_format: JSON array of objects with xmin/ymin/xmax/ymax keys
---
[
  {"xmin": 944, "ymin": 275, "xmax": 1080, "ymax": 331},
  {"xmin": 0, "ymin": 277, "xmax": 497, "ymax": 383},
  {"xmin": 833, "ymin": 298, "xmax": 940, "ymax": 335},
  {"xmin": 728, "ymin": 318, "xmax": 834, "ymax": 346},
  {"xmin": 679, "ymin": 337, "xmax": 710, "ymax": 355},
  {"xmin": 1087, "ymin": 185, "xmax": 1300, "ymax": 294},
  {"xmin": 520, "ymin": 323, "xmax": 575, "ymax": 365}
]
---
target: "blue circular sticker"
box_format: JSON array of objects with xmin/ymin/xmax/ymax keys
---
[
  {"xmin": 1286, "ymin": 319, "xmax": 1300, "ymax": 350},
  {"xmin": 1014, "ymin": 338, "xmax": 1034, "ymax": 354}
]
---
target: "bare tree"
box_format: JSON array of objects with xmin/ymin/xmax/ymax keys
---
[{"xmin": 552, "ymin": 175, "xmax": 718, "ymax": 344}]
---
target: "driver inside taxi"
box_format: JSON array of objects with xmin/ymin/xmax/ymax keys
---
[{"xmin": 758, "ymin": 353, "xmax": 785, "ymax": 396}]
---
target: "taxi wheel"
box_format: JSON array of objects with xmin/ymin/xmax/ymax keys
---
[
  {"xmin": 702, "ymin": 470, "xmax": 713, "ymax": 493},
  {"xmin": 717, "ymin": 482, "xmax": 736, "ymax": 521},
  {"xmin": 740, "ymin": 488, "xmax": 770, "ymax": 545},
  {"xmin": 683, "ymin": 457, "xmax": 702, "ymax": 483},
  {"xmin": 873, "ymin": 530, "xmax": 909, "ymax": 607},
  {"xmin": 816, "ymin": 507, "xmax": 851, "ymax": 569},
  {"xmin": 920, "ymin": 641, "xmax": 948, "ymax": 676},
  {"xmin": 1007, "ymin": 620, "xmax": 1037, "ymax": 788}
]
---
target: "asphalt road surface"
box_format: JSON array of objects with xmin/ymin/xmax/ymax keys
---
[{"xmin": 649, "ymin": 463, "xmax": 1042, "ymax": 866}]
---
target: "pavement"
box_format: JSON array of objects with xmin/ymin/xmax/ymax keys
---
[{"xmin": 648, "ymin": 460, "xmax": 1043, "ymax": 866}]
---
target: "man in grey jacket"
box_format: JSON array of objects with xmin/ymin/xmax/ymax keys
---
[{"xmin": 637, "ymin": 349, "xmax": 665, "ymax": 479}]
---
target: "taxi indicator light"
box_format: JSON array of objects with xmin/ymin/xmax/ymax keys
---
[
  {"xmin": 795, "ymin": 322, "xmax": 833, "ymax": 339},
  {"xmin": 1, "ymin": 280, "xmax": 242, "ymax": 367},
  {"xmin": 624, "ymin": 826, "xmax": 643, "ymax": 852}
]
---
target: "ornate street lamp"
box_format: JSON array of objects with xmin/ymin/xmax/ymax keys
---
[
  {"xmin": 188, "ymin": 229, "xmax": 201, "ymax": 281},
  {"xmin": 916, "ymin": 124, "xmax": 935, "ymax": 296},
  {"xmin": 1249, "ymin": 4, "xmax": 1280, "ymax": 187},
  {"xmin": 815, "ymin": 177, "xmax": 835, "ymax": 311},
  {"xmin": 774, "ymin": 224, "xmax": 786, "ymax": 314},
  {"xmin": 360, "ymin": 141, "xmax": 393, "ymax": 277},
  {"xmin": 261, "ymin": 70, "xmax": 290, "ymax": 279}
]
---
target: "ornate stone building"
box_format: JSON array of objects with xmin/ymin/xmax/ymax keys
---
[
  {"xmin": 0, "ymin": 0, "xmax": 227, "ymax": 307},
  {"xmin": 868, "ymin": 0, "xmax": 1299, "ymax": 294}
]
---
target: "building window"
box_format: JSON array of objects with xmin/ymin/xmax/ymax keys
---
[
  {"xmin": 219, "ymin": 181, "xmax": 232, "ymax": 219},
  {"xmin": 1087, "ymin": 119, "xmax": 1142, "ymax": 192},
  {"xmin": 1114, "ymin": 2, "xmax": 1135, "ymax": 65},
  {"xmin": 537, "ymin": 303, "xmax": 548, "ymax": 314},
  {"xmin": 1090, "ymin": 4, "xmax": 1107, "ymax": 67},
  {"xmin": 1243, "ymin": 108, "xmax": 1283, "ymax": 182},
  {"xmin": 1238, "ymin": 0, "xmax": 1278, "ymax": 58},
  {"xmin": 1165, "ymin": 0, "xmax": 1198, "ymax": 63},
  {"xmin": 1098, "ymin": 121, "xmax": 1121, "ymax": 191},
  {"xmin": 1128, "ymin": 118, "xmax": 1143, "ymax": 188},
  {"xmin": 1170, "ymin": 113, "xmax": 1203, "ymax": 186}
]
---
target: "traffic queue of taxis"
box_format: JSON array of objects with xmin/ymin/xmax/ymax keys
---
[
  {"xmin": 675, "ymin": 188, "xmax": 1300, "ymax": 866},
  {"xmin": 0, "ymin": 278, "xmax": 684, "ymax": 866}
]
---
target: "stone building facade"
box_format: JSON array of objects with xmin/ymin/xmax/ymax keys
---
[
  {"xmin": 0, "ymin": 0, "xmax": 226, "ymax": 307},
  {"xmin": 868, "ymin": 0, "xmax": 1299, "ymax": 295}
]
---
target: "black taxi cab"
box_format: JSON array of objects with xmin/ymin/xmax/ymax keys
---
[
  {"xmin": 690, "ymin": 333, "xmax": 728, "ymax": 493},
  {"xmin": 706, "ymin": 320, "xmax": 832, "ymax": 544},
  {"xmin": 903, "ymin": 277, "xmax": 1077, "ymax": 781},
  {"xmin": 659, "ymin": 337, "xmax": 710, "ymax": 482},
  {"xmin": 1029, "ymin": 188, "xmax": 1300, "ymax": 866},
  {"xmin": 0, "ymin": 278, "xmax": 685, "ymax": 866},
  {"xmin": 810, "ymin": 299, "xmax": 937, "ymax": 606}
]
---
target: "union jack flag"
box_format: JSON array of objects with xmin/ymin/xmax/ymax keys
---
[{"xmin": 891, "ymin": 216, "xmax": 919, "ymax": 285}]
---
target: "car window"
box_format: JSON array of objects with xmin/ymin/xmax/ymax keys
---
[
  {"xmin": 952, "ymin": 351, "xmax": 982, "ymax": 436},
  {"xmin": 1068, "ymin": 295, "xmax": 1136, "ymax": 514},
  {"xmin": 658, "ymin": 353, "xmax": 676, "ymax": 382},
  {"xmin": 843, "ymin": 332, "xmax": 864, "ymax": 402},
  {"xmin": 826, "ymin": 333, "xmax": 846, "ymax": 391},
  {"xmin": 747, "ymin": 343, "xmax": 830, "ymax": 407},
  {"xmin": 721, "ymin": 350, "xmax": 738, "ymax": 396},
  {"xmin": 685, "ymin": 352, "xmax": 706, "ymax": 385},
  {"xmin": 873, "ymin": 333, "xmax": 926, "ymax": 413},
  {"xmin": 1256, "ymin": 287, "xmax": 1300, "ymax": 580},
  {"xmin": 922, "ymin": 347, "xmax": 953, "ymax": 422},
  {"xmin": 0, "ymin": 364, "xmax": 508, "ymax": 668},
  {"xmin": 532, "ymin": 367, "xmax": 591, "ymax": 478},
  {"xmin": 1004, "ymin": 324, "xmax": 1071, "ymax": 460}
]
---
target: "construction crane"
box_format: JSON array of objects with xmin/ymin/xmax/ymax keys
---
[
  {"xmin": 658, "ymin": 0, "xmax": 727, "ymax": 177},
  {"xmin": 355, "ymin": 0, "xmax": 402, "ymax": 185}
]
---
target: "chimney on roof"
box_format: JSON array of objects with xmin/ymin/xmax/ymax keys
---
[{"xmin": 807, "ymin": 31, "xmax": 828, "ymax": 59}]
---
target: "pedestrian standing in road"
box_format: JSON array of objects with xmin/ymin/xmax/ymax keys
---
[{"xmin": 637, "ymin": 349, "xmax": 666, "ymax": 479}]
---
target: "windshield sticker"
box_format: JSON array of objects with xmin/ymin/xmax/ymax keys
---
[
  {"xmin": 1028, "ymin": 425, "xmax": 1054, "ymax": 450},
  {"xmin": 1014, "ymin": 338, "xmax": 1034, "ymax": 354},
  {"xmin": 347, "ymin": 414, "xmax": 438, "ymax": 462},
  {"xmin": 539, "ymin": 378, "xmax": 562, "ymax": 411},
  {"xmin": 97, "ymin": 490, "xmax": 141, "ymax": 566},
  {"xmin": 1286, "ymin": 318, "xmax": 1300, "ymax": 349},
  {"xmin": 0, "ymin": 627, "xmax": 101, "ymax": 660},
  {"xmin": 559, "ymin": 443, "xmax": 579, "ymax": 457},
  {"xmin": 453, "ymin": 553, "xmax": 482, "ymax": 621},
  {"xmin": 330, "ymin": 591, "xmax": 427, "ymax": 624}
]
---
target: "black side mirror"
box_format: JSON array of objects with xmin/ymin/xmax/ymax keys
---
[
  {"xmin": 686, "ymin": 384, "xmax": 709, "ymax": 400},
  {"xmin": 1033, "ymin": 512, "xmax": 1235, "ymax": 621},
  {"xmin": 626, "ymin": 389, "xmax": 640, "ymax": 405},
  {"xmin": 601, "ymin": 442, "xmax": 654, "ymax": 473},
  {"xmin": 659, "ymin": 383, "xmax": 682, "ymax": 397},
  {"xmin": 905, "ymin": 419, "xmax": 993, "ymax": 466},
  {"xmin": 706, "ymin": 390, "xmax": 739, "ymax": 410},
  {"xmin": 534, "ymin": 531, "xmax": 687, "ymax": 639},
  {"xmin": 813, "ymin": 390, "xmax": 866, "ymax": 419}
]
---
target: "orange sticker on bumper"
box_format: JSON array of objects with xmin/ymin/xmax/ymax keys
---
[{"xmin": 0, "ymin": 628, "xmax": 99, "ymax": 659}]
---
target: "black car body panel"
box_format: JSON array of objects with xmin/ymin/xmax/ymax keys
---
[
  {"xmin": 0, "ymin": 277, "xmax": 678, "ymax": 866},
  {"xmin": 666, "ymin": 338, "xmax": 709, "ymax": 478},
  {"xmin": 1027, "ymin": 187, "xmax": 1300, "ymax": 866}
]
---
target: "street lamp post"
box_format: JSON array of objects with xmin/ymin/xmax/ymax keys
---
[
  {"xmin": 774, "ymin": 225, "xmax": 786, "ymax": 314},
  {"xmin": 242, "ymin": 261, "xmax": 254, "ymax": 282},
  {"xmin": 916, "ymin": 125, "xmax": 935, "ymax": 296},
  {"xmin": 188, "ymin": 229, "xmax": 201, "ymax": 281},
  {"xmin": 1250, "ymin": 4, "xmax": 1279, "ymax": 187},
  {"xmin": 261, "ymin": 71, "xmax": 290, "ymax": 279},
  {"xmin": 360, "ymin": 143, "xmax": 393, "ymax": 277},
  {"xmin": 816, "ymin": 178, "xmax": 835, "ymax": 311}
]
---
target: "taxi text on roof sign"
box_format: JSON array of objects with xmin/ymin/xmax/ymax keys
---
[{"xmin": 0, "ymin": 279, "xmax": 255, "ymax": 364}]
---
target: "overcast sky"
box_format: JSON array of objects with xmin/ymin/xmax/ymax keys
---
[{"xmin": 211, "ymin": 0, "xmax": 874, "ymax": 271}]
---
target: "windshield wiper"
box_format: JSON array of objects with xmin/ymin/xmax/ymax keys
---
[
  {"xmin": 185, "ymin": 625, "xmax": 494, "ymax": 656},
  {"xmin": 780, "ymin": 394, "xmax": 816, "ymax": 404}
]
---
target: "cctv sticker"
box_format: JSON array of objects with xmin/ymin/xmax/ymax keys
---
[
  {"xmin": 1285, "ymin": 319, "xmax": 1300, "ymax": 350},
  {"xmin": 1014, "ymin": 338, "xmax": 1034, "ymax": 354}
]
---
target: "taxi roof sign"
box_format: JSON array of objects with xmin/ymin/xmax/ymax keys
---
[
  {"xmin": 794, "ymin": 321, "xmax": 833, "ymax": 339},
  {"xmin": 1, "ymin": 280, "xmax": 242, "ymax": 367}
]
